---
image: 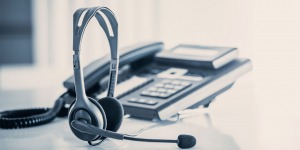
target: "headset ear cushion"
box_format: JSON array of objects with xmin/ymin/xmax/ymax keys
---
[
  {"xmin": 98, "ymin": 97, "xmax": 124, "ymax": 132},
  {"xmin": 68, "ymin": 97, "xmax": 107, "ymax": 141},
  {"xmin": 69, "ymin": 98, "xmax": 107, "ymax": 130}
]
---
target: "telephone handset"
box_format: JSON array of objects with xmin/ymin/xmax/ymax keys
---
[{"xmin": 63, "ymin": 41, "xmax": 163, "ymax": 94}]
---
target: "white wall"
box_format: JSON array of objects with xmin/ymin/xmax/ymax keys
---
[{"xmin": 158, "ymin": 0, "xmax": 253, "ymax": 57}]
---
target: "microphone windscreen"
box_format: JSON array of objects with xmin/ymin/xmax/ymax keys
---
[{"xmin": 177, "ymin": 134, "xmax": 196, "ymax": 149}]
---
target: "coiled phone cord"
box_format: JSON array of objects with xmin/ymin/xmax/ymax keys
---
[{"xmin": 0, "ymin": 93, "xmax": 69, "ymax": 129}]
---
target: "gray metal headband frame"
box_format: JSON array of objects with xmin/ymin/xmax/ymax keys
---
[{"xmin": 72, "ymin": 7, "xmax": 119, "ymax": 98}]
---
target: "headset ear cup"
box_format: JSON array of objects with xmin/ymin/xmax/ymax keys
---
[
  {"xmin": 98, "ymin": 97, "xmax": 124, "ymax": 132},
  {"xmin": 68, "ymin": 97, "xmax": 107, "ymax": 141},
  {"xmin": 88, "ymin": 97, "xmax": 107, "ymax": 129}
]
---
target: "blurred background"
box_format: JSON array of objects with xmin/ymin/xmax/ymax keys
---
[
  {"xmin": 0, "ymin": 0, "xmax": 300, "ymax": 149},
  {"xmin": 0, "ymin": 0, "xmax": 254, "ymax": 90}
]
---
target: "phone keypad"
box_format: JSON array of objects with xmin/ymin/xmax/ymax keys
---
[{"xmin": 140, "ymin": 79, "xmax": 191, "ymax": 99}]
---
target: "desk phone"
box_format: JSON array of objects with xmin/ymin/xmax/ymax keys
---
[{"xmin": 62, "ymin": 42, "xmax": 251, "ymax": 120}]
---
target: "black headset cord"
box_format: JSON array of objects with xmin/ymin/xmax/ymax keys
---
[{"xmin": 0, "ymin": 93, "xmax": 69, "ymax": 129}]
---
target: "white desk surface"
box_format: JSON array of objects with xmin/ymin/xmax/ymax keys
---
[{"xmin": 0, "ymin": 74, "xmax": 299, "ymax": 150}]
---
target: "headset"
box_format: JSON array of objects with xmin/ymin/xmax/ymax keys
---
[
  {"xmin": 69, "ymin": 6, "xmax": 123, "ymax": 145},
  {"xmin": 72, "ymin": 6, "xmax": 197, "ymax": 149}
]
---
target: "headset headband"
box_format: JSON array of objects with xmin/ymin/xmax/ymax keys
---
[
  {"xmin": 73, "ymin": 7, "xmax": 118, "ymax": 59},
  {"xmin": 72, "ymin": 7, "xmax": 119, "ymax": 98}
]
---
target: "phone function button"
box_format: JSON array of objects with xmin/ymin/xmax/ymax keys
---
[
  {"xmin": 164, "ymin": 84, "xmax": 174, "ymax": 89},
  {"xmin": 171, "ymin": 80, "xmax": 181, "ymax": 85},
  {"xmin": 155, "ymin": 83, "xmax": 164, "ymax": 88},
  {"xmin": 180, "ymin": 81, "xmax": 191, "ymax": 86},
  {"xmin": 148, "ymin": 87, "xmax": 157, "ymax": 92},
  {"xmin": 149, "ymin": 92, "xmax": 160, "ymax": 97},
  {"xmin": 141, "ymin": 91, "xmax": 151, "ymax": 95},
  {"xmin": 158, "ymin": 93, "xmax": 170, "ymax": 98},
  {"xmin": 166, "ymin": 89, "xmax": 176, "ymax": 94},
  {"xmin": 145, "ymin": 100, "xmax": 158, "ymax": 105},
  {"xmin": 128, "ymin": 98, "xmax": 138, "ymax": 102},
  {"xmin": 157, "ymin": 88, "xmax": 167, "ymax": 93},
  {"xmin": 127, "ymin": 98, "xmax": 158, "ymax": 105},
  {"xmin": 173, "ymin": 85, "xmax": 183, "ymax": 90},
  {"xmin": 161, "ymin": 79, "xmax": 172, "ymax": 84}
]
